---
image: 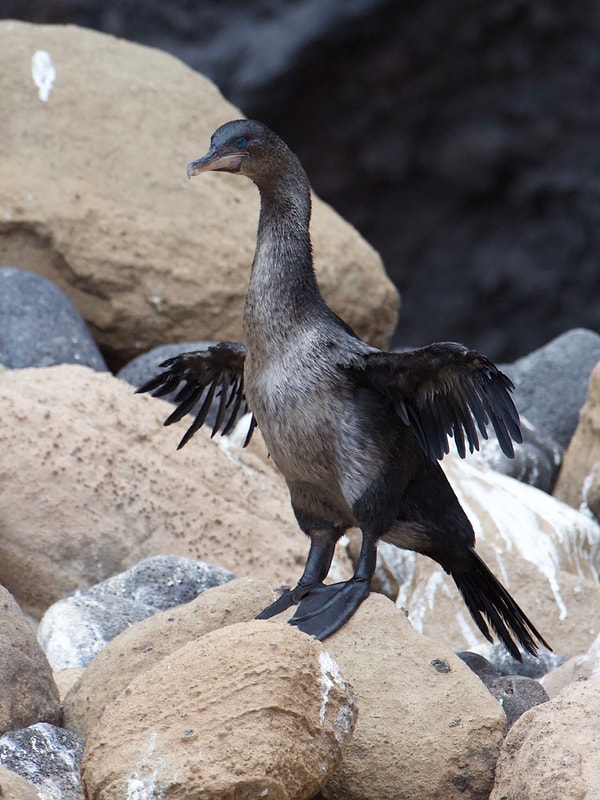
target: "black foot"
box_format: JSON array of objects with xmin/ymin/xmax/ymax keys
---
[
  {"xmin": 289, "ymin": 578, "xmax": 371, "ymax": 640},
  {"xmin": 255, "ymin": 582, "xmax": 324, "ymax": 620}
]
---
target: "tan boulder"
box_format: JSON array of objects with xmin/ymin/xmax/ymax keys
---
[
  {"xmin": 490, "ymin": 678, "xmax": 600, "ymax": 800},
  {"xmin": 81, "ymin": 621, "xmax": 356, "ymax": 800},
  {"xmin": 554, "ymin": 360, "xmax": 600, "ymax": 520},
  {"xmin": 0, "ymin": 20, "xmax": 398, "ymax": 366},
  {"xmin": 0, "ymin": 766, "xmax": 41, "ymax": 800},
  {"xmin": 319, "ymin": 592, "xmax": 506, "ymax": 800},
  {"xmin": 372, "ymin": 454, "xmax": 600, "ymax": 658},
  {"xmin": 541, "ymin": 631, "xmax": 600, "ymax": 699},
  {"xmin": 63, "ymin": 577, "xmax": 276, "ymax": 737},
  {"xmin": 0, "ymin": 365, "xmax": 351, "ymax": 618},
  {"xmin": 0, "ymin": 585, "xmax": 61, "ymax": 735}
]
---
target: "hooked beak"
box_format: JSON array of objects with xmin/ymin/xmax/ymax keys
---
[{"xmin": 186, "ymin": 149, "xmax": 245, "ymax": 178}]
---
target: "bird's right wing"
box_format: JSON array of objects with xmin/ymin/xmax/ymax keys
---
[
  {"xmin": 345, "ymin": 342, "xmax": 522, "ymax": 460},
  {"xmin": 136, "ymin": 341, "xmax": 256, "ymax": 449}
]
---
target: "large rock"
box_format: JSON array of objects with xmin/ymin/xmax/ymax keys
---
[
  {"xmin": 0, "ymin": 364, "xmax": 352, "ymax": 618},
  {"xmin": 81, "ymin": 621, "xmax": 356, "ymax": 800},
  {"xmin": 503, "ymin": 329, "xmax": 600, "ymax": 451},
  {"xmin": 370, "ymin": 454, "xmax": 600, "ymax": 658},
  {"xmin": 63, "ymin": 577, "xmax": 276, "ymax": 737},
  {"xmin": 320, "ymin": 593, "xmax": 506, "ymax": 800},
  {"xmin": 0, "ymin": 20, "xmax": 398, "ymax": 367},
  {"xmin": 490, "ymin": 678, "xmax": 600, "ymax": 800},
  {"xmin": 0, "ymin": 585, "xmax": 61, "ymax": 736},
  {"xmin": 554, "ymin": 360, "xmax": 600, "ymax": 521}
]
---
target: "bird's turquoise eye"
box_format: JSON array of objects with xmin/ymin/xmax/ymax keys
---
[{"xmin": 235, "ymin": 137, "xmax": 246, "ymax": 148}]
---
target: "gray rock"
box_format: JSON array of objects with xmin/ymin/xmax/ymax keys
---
[
  {"xmin": 38, "ymin": 556, "xmax": 237, "ymax": 669},
  {"xmin": 458, "ymin": 651, "xmax": 550, "ymax": 728},
  {"xmin": 85, "ymin": 553, "xmax": 237, "ymax": 611},
  {"xmin": 38, "ymin": 593, "xmax": 156, "ymax": 671},
  {"xmin": 120, "ymin": 342, "xmax": 253, "ymax": 442},
  {"xmin": 0, "ymin": 723, "xmax": 84, "ymax": 800},
  {"xmin": 0, "ymin": 268, "xmax": 107, "ymax": 371},
  {"xmin": 471, "ymin": 416, "xmax": 562, "ymax": 492},
  {"xmin": 485, "ymin": 675, "xmax": 549, "ymax": 729},
  {"xmin": 117, "ymin": 341, "xmax": 216, "ymax": 395},
  {"xmin": 502, "ymin": 329, "xmax": 600, "ymax": 451},
  {"xmin": 473, "ymin": 643, "xmax": 566, "ymax": 679}
]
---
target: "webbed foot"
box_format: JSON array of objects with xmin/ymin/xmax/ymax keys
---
[
  {"xmin": 288, "ymin": 577, "xmax": 371, "ymax": 640},
  {"xmin": 255, "ymin": 581, "xmax": 326, "ymax": 620}
]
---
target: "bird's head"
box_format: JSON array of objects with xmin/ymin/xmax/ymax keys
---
[{"xmin": 186, "ymin": 119, "xmax": 301, "ymax": 189}]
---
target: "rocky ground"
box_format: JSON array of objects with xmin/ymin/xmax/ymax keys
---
[{"xmin": 2, "ymin": 19, "xmax": 600, "ymax": 800}]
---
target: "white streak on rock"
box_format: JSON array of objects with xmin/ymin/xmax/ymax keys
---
[
  {"xmin": 31, "ymin": 50, "xmax": 56, "ymax": 101},
  {"xmin": 319, "ymin": 650, "xmax": 353, "ymax": 742},
  {"xmin": 581, "ymin": 465, "xmax": 599, "ymax": 519},
  {"xmin": 449, "ymin": 460, "xmax": 600, "ymax": 621}
]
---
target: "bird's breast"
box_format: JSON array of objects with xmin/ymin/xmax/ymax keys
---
[{"xmin": 243, "ymin": 344, "xmax": 388, "ymax": 519}]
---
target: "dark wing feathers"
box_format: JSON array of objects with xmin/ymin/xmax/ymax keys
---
[
  {"xmin": 353, "ymin": 342, "xmax": 522, "ymax": 461},
  {"xmin": 136, "ymin": 342, "xmax": 255, "ymax": 449}
]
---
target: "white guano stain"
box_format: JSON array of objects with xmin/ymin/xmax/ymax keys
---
[
  {"xmin": 319, "ymin": 650, "xmax": 345, "ymax": 726},
  {"xmin": 581, "ymin": 465, "xmax": 599, "ymax": 519},
  {"xmin": 450, "ymin": 460, "xmax": 600, "ymax": 621},
  {"xmin": 31, "ymin": 50, "xmax": 56, "ymax": 101}
]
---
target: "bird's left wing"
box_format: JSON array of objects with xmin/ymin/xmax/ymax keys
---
[
  {"xmin": 136, "ymin": 341, "xmax": 255, "ymax": 449},
  {"xmin": 345, "ymin": 342, "xmax": 522, "ymax": 460}
]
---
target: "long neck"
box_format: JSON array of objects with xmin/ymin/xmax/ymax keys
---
[{"xmin": 243, "ymin": 167, "xmax": 326, "ymax": 351}]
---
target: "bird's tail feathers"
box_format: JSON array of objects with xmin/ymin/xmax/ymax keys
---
[{"xmin": 451, "ymin": 548, "xmax": 550, "ymax": 661}]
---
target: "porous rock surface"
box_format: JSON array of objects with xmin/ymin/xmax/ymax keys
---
[
  {"xmin": 81, "ymin": 621, "xmax": 356, "ymax": 800},
  {"xmin": 554, "ymin": 359, "xmax": 600, "ymax": 522},
  {"xmin": 0, "ymin": 364, "xmax": 350, "ymax": 618},
  {"xmin": 63, "ymin": 577, "xmax": 276, "ymax": 738},
  {"xmin": 0, "ymin": 585, "xmax": 61, "ymax": 736},
  {"xmin": 0, "ymin": 20, "xmax": 398, "ymax": 367},
  {"xmin": 318, "ymin": 592, "xmax": 506, "ymax": 800},
  {"xmin": 490, "ymin": 678, "xmax": 600, "ymax": 800}
]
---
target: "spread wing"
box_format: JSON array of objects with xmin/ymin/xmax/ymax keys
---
[
  {"xmin": 136, "ymin": 341, "xmax": 256, "ymax": 449},
  {"xmin": 348, "ymin": 342, "xmax": 522, "ymax": 460}
]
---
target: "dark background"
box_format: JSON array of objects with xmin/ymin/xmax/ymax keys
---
[{"xmin": 5, "ymin": 0, "xmax": 600, "ymax": 360}]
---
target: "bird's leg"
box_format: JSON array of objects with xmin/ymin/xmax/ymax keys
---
[
  {"xmin": 289, "ymin": 529, "xmax": 378, "ymax": 640},
  {"xmin": 255, "ymin": 533, "xmax": 337, "ymax": 620}
]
